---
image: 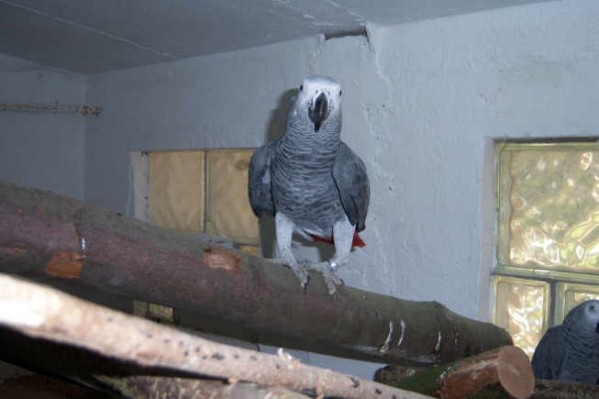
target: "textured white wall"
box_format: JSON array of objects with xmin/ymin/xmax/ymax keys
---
[
  {"xmin": 83, "ymin": 0, "xmax": 599, "ymax": 378},
  {"xmin": 0, "ymin": 54, "xmax": 87, "ymax": 200},
  {"xmin": 87, "ymin": 0, "xmax": 599, "ymax": 316},
  {"xmin": 362, "ymin": 0, "xmax": 599, "ymax": 319}
]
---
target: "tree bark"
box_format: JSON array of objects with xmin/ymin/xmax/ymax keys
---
[
  {"xmin": 0, "ymin": 181, "xmax": 511, "ymax": 365},
  {"xmin": 97, "ymin": 376, "xmax": 313, "ymax": 399},
  {"xmin": 0, "ymin": 273, "xmax": 432, "ymax": 399},
  {"xmin": 375, "ymin": 346, "xmax": 534, "ymax": 399}
]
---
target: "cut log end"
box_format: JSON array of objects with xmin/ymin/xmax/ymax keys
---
[
  {"xmin": 436, "ymin": 345, "xmax": 534, "ymax": 399},
  {"xmin": 496, "ymin": 346, "xmax": 535, "ymax": 399}
]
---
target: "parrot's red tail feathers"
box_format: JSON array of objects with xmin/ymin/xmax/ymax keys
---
[
  {"xmin": 310, "ymin": 235, "xmax": 334, "ymax": 245},
  {"xmin": 309, "ymin": 231, "xmax": 366, "ymax": 249},
  {"xmin": 351, "ymin": 231, "xmax": 366, "ymax": 248}
]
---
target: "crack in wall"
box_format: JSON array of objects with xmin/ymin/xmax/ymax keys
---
[{"xmin": 362, "ymin": 24, "xmax": 405, "ymax": 294}]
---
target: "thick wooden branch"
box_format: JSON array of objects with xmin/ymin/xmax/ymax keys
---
[
  {"xmin": 0, "ymin": 181, "xmax": 511, "ymax": 365},
  {"xmin": 0, "ymin": 274, "xmax": 431, "ymax": 399},
  {"xmin": 375, "ymin": 346, "xmax": 534, "ymax": 399},
  {"xmin": 97, "ymin": 376, "xmax": 313, "ymax": 399}
]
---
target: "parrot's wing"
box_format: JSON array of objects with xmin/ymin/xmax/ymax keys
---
[
  {"xmin": 332, "ymin": 141, "xmax": 370, "ymax": 231},
  {"xmin": 531, "ymin": 326, "xmax": 566, "ymax": 380},
  {"xmin": 248, "ymin": 140, "xmax": 277, "ymax": 217}
]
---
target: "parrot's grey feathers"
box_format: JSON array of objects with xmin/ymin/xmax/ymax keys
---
[
  {"xmin": 248, "ymin": 139, "xmax": 278, "ymax": 217},
  {"xmin": 531, "ymin": 325, "xmax": 565, "ymax": 380},
  {"xmin": 248, "ymin": 75, "xmax": 369, "ymax": 295},
  {"xmin": 531, "ymin": 299, "xmax": 599, "ymax": 384},
  {"xmin": 333, "ymin": 141, "xmax": 369, "ymax": 232}
]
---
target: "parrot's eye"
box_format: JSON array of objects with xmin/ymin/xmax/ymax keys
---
[
  {"xmin": 339, "ymin": 90, "xmax": 342, "ymax": 96},
  {"xmin": 299, "ymin": 85, "xmax": 303, "ymax": 91}
]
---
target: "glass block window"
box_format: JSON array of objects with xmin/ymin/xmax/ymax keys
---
[
  {"xmin": 138, "ymin": 149, "xmax": 259, "ymax": 249},
  {"xmin": 494, "ymin": 142, "xmax": 599, "ymax": 356},
  {"xmin": 493, "ymin": 277, "xmax": 549, "ymax": 356}
]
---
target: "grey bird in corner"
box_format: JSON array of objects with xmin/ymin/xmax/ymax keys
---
[
  {"xmin": 248, "ymin": 75, "xmax": 370, "ymax": 295},
  {"xmin": 531, "ymin": 299, "xmax": 599, "ymax": 384}
]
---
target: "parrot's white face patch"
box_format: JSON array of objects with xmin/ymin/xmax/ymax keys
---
[
  {"xmin": 578, "ymin": 300, "xmax": 599, "ymax": 333},
  {"xmin": 582, "ymin": 300, "xmax": 599, "ymax": 325},
  {"xmin": 297, "ymin": 75, "xmax": 342, "ymax": 116}
]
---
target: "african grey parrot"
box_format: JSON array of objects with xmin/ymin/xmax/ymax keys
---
[
  {"xmin": 531, "ymin": 299, "xmax": 599, "ymax": 384},
  {"xmin": 248, "ymin": 75, "xmax": 369, "ymax": 294}
]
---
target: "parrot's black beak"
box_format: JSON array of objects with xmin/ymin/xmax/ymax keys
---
[{"xmin": 308, "ymin": 92, "xmax": 329, "ymax": 132}]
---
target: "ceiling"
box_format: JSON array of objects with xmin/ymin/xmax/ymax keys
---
[{"xmin": 0, "ymin": 0, "xmax": 550, "ymax": 75}]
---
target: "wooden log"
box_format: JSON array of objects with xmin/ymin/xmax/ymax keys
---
[
  {"xmin": 0, "ymin": 273, "xmax": 432, "ymax": 399},
  {"xmin": 97, "ymin": 376, "xmax": 313, "ymax": 399},
  {"xmin": 375, "ymin": 346, "xmax": 534, "ymax": 399},
  {"xmin": 437, "ymin": 346, "xmax": 533, "ymax": 399},
  {"xmin": 0, "ymin": 181, "xmax": 511, "ymax": 365},
  {"xmin": 531, "ymin": 379, "xmax": 599, "ymax": 399}
]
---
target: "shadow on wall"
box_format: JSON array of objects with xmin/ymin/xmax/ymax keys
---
[{"xmin": 257, "ymin": 86, "xmax": 335, "ymax": 262}]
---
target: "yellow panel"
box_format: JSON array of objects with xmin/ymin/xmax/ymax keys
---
[
  {"xmin": 238, "ymin": 245, "xmax": 260, "ymax": 256},
  {"xmin": 493, "ymin": 276, "xmax": 549, "ymax": 357},
  {"xmin": 149, "ymin": 150, "xmax": 205, "ymax": 232},
  {"xmin": 498, "ymin": 143, "xmax": 599, "ymax": 272},
  {"xmin": 554, "ymin": 282, "xmax": 599, "ymax": 324},
  {"xmin": 133, "ymin": 300, "xmax": 175, "ymax": 323},
  {"xmin": 206, "ymin": 149, "xmax": 259, "ymax": 245}
]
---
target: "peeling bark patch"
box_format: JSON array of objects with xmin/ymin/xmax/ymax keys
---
[
  {"xmin": 375, "ymin": 388, "xmax": 382, "ymax": 394},
  {"xmin": 202, "ymin": 246, "xmax": 242, "ymax": 273},
  {"xmin": 349, "ymin": 376, "xmax": 360, "ymax": 388},
  {"xmin": 211, "ymin": 353, "xmax": 224, "ymax": 360},
  {"xmin": 44, "ymin": 251, "xmax": 83, "ymax": 278}
]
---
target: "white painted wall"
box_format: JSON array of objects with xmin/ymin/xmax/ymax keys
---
[
  {"xmin": 366, "ymin": 0, "xmax": 599, "ymax": 320},
  {"xmin": 73, "ymin": 0, "xmax": 599, "ymax": 378},
  {"xmin": 0, "ymin": 54, "xmax": 87, "ymax": 200}
]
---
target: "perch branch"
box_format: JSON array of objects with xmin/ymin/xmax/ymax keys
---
[
  {"xmin": 0, "ymin": 181, "xmax": 511, "ymax": 365},
  {"xmin": 375, "ymin": 346, "xmax": 534, "ymax": 399},
  {"xmin": 97, "ymin": 376, "xmax": 313, "ymax": 399},
  {"xmin": 0, "ymin": 273, "xmax": 432, "ymax": 399}
]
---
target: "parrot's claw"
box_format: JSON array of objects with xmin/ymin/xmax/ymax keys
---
[
  {"xmin": 303, "ymin": 261, "xmax": 344, "ymax": 295},
  {"xmin": 273, "ymin": 258, "xmax": 310, "ymax": 290},
  {"xmin": 291, "ymin": 264, "xmax": 310, "ymax": 291}
]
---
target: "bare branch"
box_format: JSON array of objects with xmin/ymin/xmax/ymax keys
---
[
  {"xmin": 0, "ymin": 181, "xmax": 511, "ymax": 365},
  {"xmin": 0, "ymin": 273, "xmax": 432, "ymax": 399}
]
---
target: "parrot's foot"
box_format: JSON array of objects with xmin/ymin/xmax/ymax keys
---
[
  {"xmin": 272, "ymin": 258, "xmax": 310, "ymax": 290},
  {"xmin": 303, "ymin": 261, "xmax": 344, "ymax": 295}
]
